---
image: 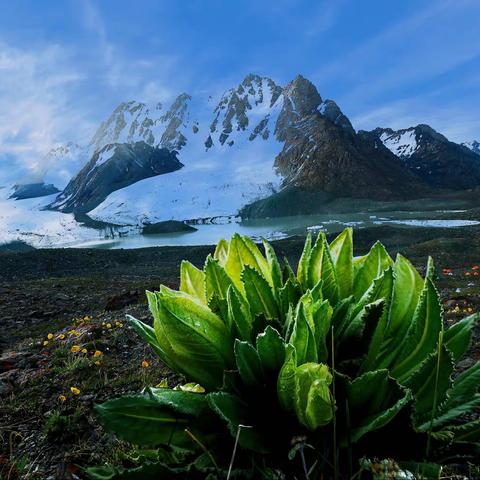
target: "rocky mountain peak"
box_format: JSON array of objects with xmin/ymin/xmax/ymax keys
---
[
  {"xmin": 282, "ymin": 74, "xmax": 322, "ymax": 117},
  {"xmin": 462, "ymin": 140, "xmax": 480, "ymax": 156},
  {"xmin": 207, "ymin": 74, "xmax": 282, "ymax": 148},
  {"xmin": 319, "ymin": 99, "xmax": 354, "ymax": 133},
  {"xmin": 364, "ymin": 124, "xmax": 480, "ymax": 189}
]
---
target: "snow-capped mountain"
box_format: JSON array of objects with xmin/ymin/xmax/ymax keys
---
[
  {"xmin": 362, "ymin": 125, "xmax": 480, "ymax": 189},
  {"xmin": 2, "ymin": 73, "xmax": 480, "ymax": 247},
  {"xmin": 52, "ymin": 74, "xmax": 427, "ymax": 227},
  {"xmin": 49, "ymin": 142, "xmax": 182, "ymax": 213},
  {"xmin": 463, "ymin": 140, "xmax": 480, "ymax": 156}
]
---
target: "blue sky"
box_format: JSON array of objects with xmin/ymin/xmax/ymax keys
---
[{"xmin": 0, "ymin": 0, "xmax": 479, "ymax": 180}]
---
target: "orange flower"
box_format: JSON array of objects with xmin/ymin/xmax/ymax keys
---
[
  {"xmin": 93, "ymin": 350, "xmax": 102, "ymax": 358},
  {"xmin": 141, "ymin": 360, "xmax": 150, "ymax": 369},
  {"xmin": 71, "ymin": 345, "xmax": 80, "ymax": 353}
]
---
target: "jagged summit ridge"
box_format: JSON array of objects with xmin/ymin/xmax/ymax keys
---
[
  {"xmin": 463, "ymin": 140, "xmax": 480, "ymax": 156},
  {"xmin": 364, "ymin": 125, "xmax": 480, "ymax": 189}
]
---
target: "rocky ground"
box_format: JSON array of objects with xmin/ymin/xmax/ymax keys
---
[{"xmin": 1, "ymin": 226, "xmax": 480, "ymax": 479}]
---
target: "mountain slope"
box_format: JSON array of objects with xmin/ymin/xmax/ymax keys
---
[
  {"xmin": 273, "ymin": 76, "xmax": 426, "ymax": 200},
  {"xmin": 463, "ymin": 140, "xmax": 480, "ymax": 156},
  {"xmin": 362, "ymin": 125, "xmax": 480, "ymax": 189},
  {"xmin": 49, "ymin": 142, "xmax": 182, "ymax": 214},
  {"xmin": 9, "ymin": 183, "xmax": 60, "ymax": 200}
]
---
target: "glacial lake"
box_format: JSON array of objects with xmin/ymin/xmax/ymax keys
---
[{"xmin": 72, "ymin": 209, "xmax": 480, "ymax": 249}]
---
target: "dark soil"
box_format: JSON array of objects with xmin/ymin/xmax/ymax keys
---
[{"xmin": 1, "ymin": 225, "xmax": 480, "ymax": 478}]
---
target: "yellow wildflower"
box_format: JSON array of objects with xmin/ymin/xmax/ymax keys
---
[
  {"xmin": 70, "ymin": 387, "xmax": 81, "ymax": 395},
  {"xmin": 57, "ymin": 334, "xmax": 65, "ymax": 340},
  {"xmin": 47, "ymin": 333, "xmax": 54, "ymax": 340},
  {"xmin": 115, "ymin": 321, "xmax": 123, "ymax": 327},
  {"xmin": 141, "ymin": 360, "xmax": 150, "ymax": 368},
  {"xmin": 81, "ymin": 348, "xmax": 88, "ymax": 354},
  {"xmin": 93, "ymin": 350, "xmax": 102, "ymax": 357},
  {"xmin": 43, "ymin": 340, "xmax": 49, "ymax": 346},
  {"xmin": 71, "ymin": 345, "xmax": 80, "ymax": 353},
  {"xmin": 95, "ymin": 360, "xmax": 101, "ymax": 366},
  {"xmin": 106, "ymin": 323, "xmax": 112, "ymax": 329},
  {"xmin": 58, "ymin": 394, "xmax": 67, "ymax": 403}
]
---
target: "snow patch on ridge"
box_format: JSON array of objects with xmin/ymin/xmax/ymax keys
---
[{"xmin": 379, "ymin": 130, "xmax": 418, "ymax": 158}]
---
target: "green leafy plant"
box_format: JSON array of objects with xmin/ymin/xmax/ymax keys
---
[{"xmin": 92, "ymin": 230, "xmax": 480, "ymax": 478}]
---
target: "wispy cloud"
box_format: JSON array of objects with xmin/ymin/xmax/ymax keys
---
[{"xmin": 0, "ymin": 42, "xmax": 94, "ymax": 182}]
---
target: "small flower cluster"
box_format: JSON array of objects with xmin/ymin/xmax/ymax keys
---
[
  {"xmin": 58, "ymin": 386, "xmax": 81, "ymax": 403},
  {"xmin": 101, "ymin": 320, "xmax": 124, "ymax": 330},
  {"xmin": 465, "ymin": 265, "xmax": 480, "ymax": 277}
]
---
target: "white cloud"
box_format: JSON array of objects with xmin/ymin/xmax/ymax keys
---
[{"xmin": 0, "ymin": 42, "xmax": 94, "ymax": 183}]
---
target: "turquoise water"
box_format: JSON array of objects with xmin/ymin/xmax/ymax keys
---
[{"xmin": 71, "ymin": 210, "xmax": 479, "ymax": 249}]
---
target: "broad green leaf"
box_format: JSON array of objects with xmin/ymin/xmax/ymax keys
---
[
  {"xmin": 319, "ymin": 234, "xmax": 339, "ymax": 304},
  {"xmin": 256, "ymin": 326, "xmax": 285, "ymax": 374},
  {"xmin": 310, "ymin": 279, "xmax": 323, "ymax": 303},
  {"xmin": 311, "ymin": 299, "xmax": 333, "ymax": 362},
  {"xmin": 331, "ymin": 295, "xmax": 356, "ymax": 334},
  {"xmin": 95, "ymin": 391, "xmax": 208, "ymax": 446},
  {"xmin": 345, "ymin": 370, "xmax": 411, "ymax": 444},
  {"xmin": 283, "ymin": 256, "xmax": 297, "ymax": 283},
  {"xmin": 360, "ymin": 268, "xmax": 397, "ymax": 372},
  {"xmin": 234, "ymin": 340, "xmax": 264, "ymax": 387},
  {"xmin": 204, "ymin": 255, "xmax": 234, "ymax": 302},
  {"xmin": 155, "ymin": 291, "xmax": 234, "ymax": 388},
  {"xmin": 143, "ymin": 294, "xmax": 185, "ymax": 373},
  {"xmin": 297, "ymin": 232, "xmax": 312, "ymax": 288},
  {"xmin": 388, "ymin": 254, "xmax": 424, "ymax": 340},
  {"xmin": 353, "ymin": 241, "xmax": 393, "ymax": 299},
  {"xmin": 278, "ymin": 278, "xmax": 302, "ymax": 320},
  {"xmin": 307, "ymin": 232, "xmax": 324, "ymax": 289},
  {"xmin": 241, "ymin": 266, "xmax": 279, "ymax": 321},
  {"xmin": 425, "ymin": 255, "xmax": 435, "ymax": 281},
  {"xmin": 294, "ymin": 363, "xmax": 333, "ymax": 430},
  {"xmin": 446, "ymin": 418, "xmax": 480, "ymax": 442},
  {"xmin": 431, "ymin": 362, "xmax": 480, "ymax": 429},
  {"xmin": 241, "ymin": 235, "xmax": 272, "ymax": 284},
  {"xmin": 404, "ymin": 345, "xmax": 454, "ymax": 428},
  {"xmin": 146, "ymin": 388, "xmax": 210, "ymax": 415},
  {"xmin": 392, "ymin": 278, "xmax": 443, "ymax": 382},
  {"xmin": 444, "ymin": 313, "xmax": 479, "ymax": 362},
  {"xmin": 180, "ymin": 260, "xmax": 206, "ymax": 304},
  {"xmin": 277, "ymin": 344, "xmax": 297, "ymax": 412},
  {"xmin": 307, "ymin": 233, "xmax": 339, "ymax": 303},
  {"xmin": 227, "ymin": 285, "xmax": 253, "ymax": 341},
  {"xmin": 207, "ymin": 392, "xmax": 270, "ymax": 453},
  {"xmin": 340, "ymin": 299, "xmax": 384, "ymax": 351},
  {"xmin": 225, "ymin": 234, "xmax": 271, "ymax": 292},
  {"xmin": 289, "ymin": 302, "xmax": 317, "ymax": 364},
  {"xmin": 127, "ymin": 314, "xmax": 169, "ymax": 363},
  {"xmin": 263, "ymin": 239, "xmax": 283, "ymax": 294},
  {"xmin": 214, "ymin": 238, "xmax": 229, "ymax": 266},
  {"xmin": 329, "ymin": 228, "xmax": 353, "ymax": 299}
]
